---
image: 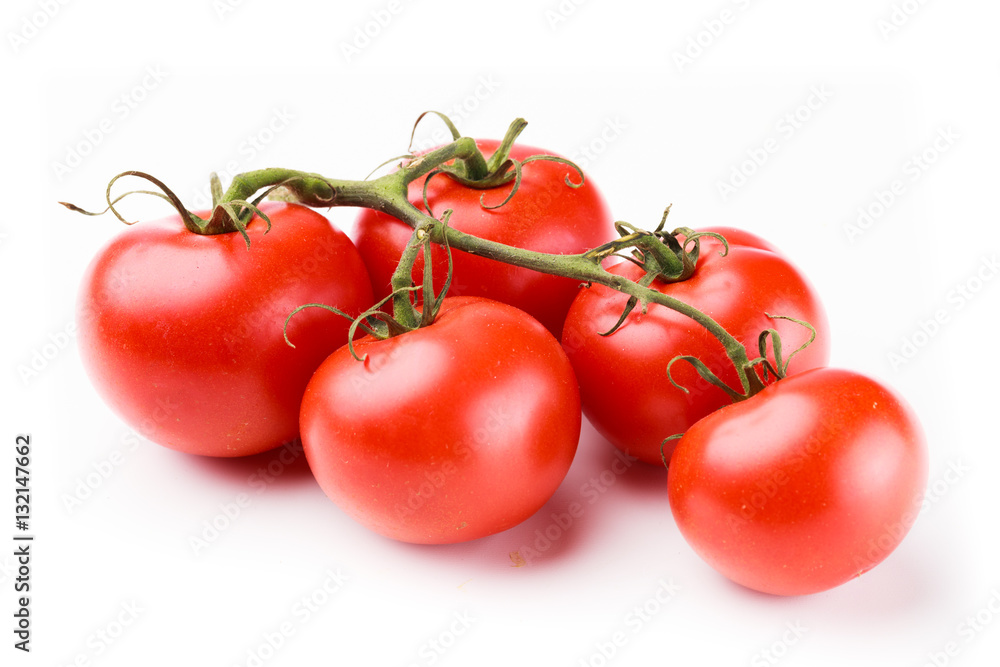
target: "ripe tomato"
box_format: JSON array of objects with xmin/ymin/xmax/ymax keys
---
[
  {"xmin": 77, "ymin": 202, "xmax": 374, "ymax": 457},
  {"xmin": 353, "ymin": 139, "xmax": 615, "ymax": 338},
  {"xmin": 299, "ymin": 297, "xmax": 581, "ymax": 544},
  {"xmin": 562, "ymin": 228, "xmax": 830, "ymax": 466},
  {"xmin": 667, "ymin": 368, "xmax": 928, "ymax": 596}
]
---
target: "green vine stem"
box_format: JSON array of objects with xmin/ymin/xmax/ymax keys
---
[
  {"xmin": 64, "ymin": 116, "xmax": 784, "ymax": 400},
  {"xmin": 281, "ymin": 161, "xmax": 770, "ymax": 400}
]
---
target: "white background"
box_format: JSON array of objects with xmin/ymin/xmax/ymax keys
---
[{"xmin": 2, "ymin": 0, "xmax": 999, "ymax": 665}]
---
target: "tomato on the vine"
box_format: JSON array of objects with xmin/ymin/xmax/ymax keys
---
[
  {"xmin": 77, "ymin": 202, "xmax": 374, "ymax": 457},
  {"xmin": 353, "ymin": 139, "xmax": 615, "ymax": 337},
  {"xmin": 562, "ymin": 228, "xmax": 830, "ymax": 466},
  {"xmin": 299, "ymin": 296, "xmax": 581, "ymax": 544},
  {"xmin": 667, "ymin": 368, "xmax": 928, "ymax": 596}
]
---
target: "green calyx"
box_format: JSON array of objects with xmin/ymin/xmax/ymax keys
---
[
  {"xmin": 285, "ymin": 215, "xmax": 456, "ymax": 362},
  {"xmin": 585, "ymin": 206, "xmax": 730, "ymax": 337},
  {"xmin": 60, "ymin": 169, "xmax": 337, "ymax": 249},
  {"xmin": 406, "ymin": 111, "xmax": 584, "ymax": 216}
]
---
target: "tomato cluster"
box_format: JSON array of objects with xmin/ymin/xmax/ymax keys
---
[{"xmin": 73, "ymin": 126, "xmax": 927, "ymax": 597}]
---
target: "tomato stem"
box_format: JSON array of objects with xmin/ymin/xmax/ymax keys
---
[
  {"xmin": 229, "ymin": 154, "xmax": 766, "ymax": 394},
  {"xmin": 298, "ymin": 170, "xmax": 766, "ymax": 394},
  {"xmin": 66, "ymin": 115, "xmax": 787, "ymax": 398}
]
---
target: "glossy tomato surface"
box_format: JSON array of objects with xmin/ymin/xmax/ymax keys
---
[
  {"xmin": 353, "ymin": 139, "xmax": 615, "ymax": 337},
  {"xmin": 562, "ymin": 228, "xmax": 830, "ymax": 466},
  {"xmin": 77, "ymin": 202, "xmax": 374, "ymax": 457},
  {"xmin": 300, "ymin": 297, "xmax": 581, "ymax": 544},
  {"xmin": 668, "ymin": 368, "xmax": 928, "ymax": 596}
]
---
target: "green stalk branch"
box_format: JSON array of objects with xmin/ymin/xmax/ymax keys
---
[
  {"xmin": 68, "ymin": 126, "xmax": 769, "ymax": 398},
  {"xmin": 289, "ymin": 166, "xmax": 765, "ymax": 398}
]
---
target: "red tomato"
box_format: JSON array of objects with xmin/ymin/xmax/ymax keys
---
[
  {"xmin": 562, "ymin": 228, "xmax": 830, "ymax": 466},
  {"xmin": 77, "ymin": 202, "xmax": 374, "ymax": 457},
  {"xmin": 299, "ymin": 297, "xmax": 581, "ymax": 544},
  {"xmin": 667, "ymin": 368, "xmax": 928, "ymax": 596},
  {"xmin": 353, "ymin": 139, "xmax": 615, "ymax": 338}
]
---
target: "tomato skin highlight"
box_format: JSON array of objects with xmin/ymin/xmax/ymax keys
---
[
  {"xmin": 667, "ymin": 368, "xmax": 929, "ymax": 596},
  {"xmin": 77, "ymin": 202, "xmax": 374, "ymax": 457},
  {"xmin": 562, "ymin": 229, "xmax": 830, "ymax": 466},
  {"xmin": 299, "ymin": 297, "xmax": 581, "ymax": 544},
  {"xmin": 353, "ymin": 139, "xmax": 615, "ymax": 338}
]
